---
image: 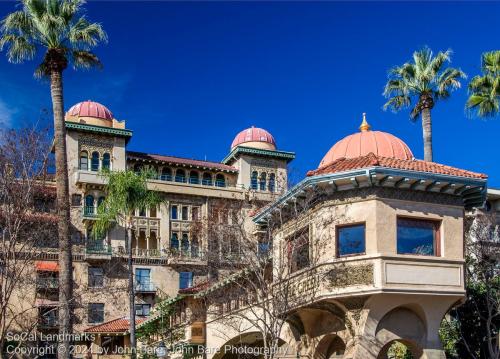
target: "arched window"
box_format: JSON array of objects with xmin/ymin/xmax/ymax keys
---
[
  {"xmin": 91, "ymin": 152, "xmax": 100, "ymax": 171},
  {"xmin": 85, "ymin": 195, "xmax": 94, "ymax": 216},
  {"xmin": 259, "ymin": 173, "xmax": 267, "ymax": 191},
  {"xmin": 268, "ymin": 173, "xmax": 276, "ymax": 192},
  {"xmin": 161, "ymin": 167, "xmax": 172, "ymax": 181},
  {"xmin": 170, "ymin": 233, "xmax": 179, "ymax": 251},
  {"xmin": 79, "ymin": 151, "xmax": 88, "ymax": 171},
  {"xmin": 202, "ymin": 173, "xmax": 212, "ymax": 186},
  {"xmin": 215, "ymin": 174, "xmax": 226, "ymax": 187},
  {"xmin": 102, "ymin": 153, "xmax": 111, "ymax": 170},
  {"xmin": 181, "ymin": 233, "xmax": 189, "ymax": 253},
  {"xmin": 97, "ymin": 196, "xmax": 105, "ymax": 208},
  {"xmin": 175, "ymin": 169, "xmax": 186, "ymax": 183},
  {"xmin": 251, "ymin": 171, "xmax": 258, "ymax": 190},
  {"xmin": 189, "ymin": 171, "xmax": 200, "ymax": 185}
]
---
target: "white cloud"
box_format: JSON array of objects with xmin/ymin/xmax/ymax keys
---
[{"xmin": 0, "ymin": 99, "xmax": 16, "ymax": 129}]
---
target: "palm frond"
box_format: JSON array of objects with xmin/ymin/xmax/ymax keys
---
[
  {"xmin": 0, "ymin": 33, "xmax": 35, "ymax": 63},
  {"xmin": 68, "ymin": 17, "xmax": 107, "ymax": 48},
  {"xmin": 70, "ymin": 49, "xmax": 102, "ymax": 69}
]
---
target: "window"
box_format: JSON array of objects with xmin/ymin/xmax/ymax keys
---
[
  {"xmin": 202, "ymin": 173, "xmax": 212, "ymax": 186},
  {"xmin": 71, "ymin": 194, "xmax": 82, "ymax": 206},
  {"xmin": 268, "ymin": 173, "xmax": 276, "ymax": 192},
  {"xmin": 171, "ymin": 205, "xmax": 178, "ymax": 220},
  {"xmin": 192, "ymin": 207, "xmax": 200, "ymax": 221},
  {"xmin": 215, "ymin": 174, "xmax": 225, "ymax": 187},
  {"xmin": 88, "ymin": 303, "xmax": 104, "ymax": 323},
  {"xmin": 287, "ymin": 227, "xmax": 309, "ymax": 272},
  {"xmin": 189, "ymin": 171, "xmax": 200, "ymax": 184},
  {"xmin": 149, "ymin": 206, "xmax": 157, "ymax": 218},
  {"xmin": 88, "ymin": 267, "xmax": 104, "ymax": 288},
  {"xmin": 175, "ymin": 169, "xmax": 186, "ymax": 183},
  {"xmin": 181, "ymin": 233, "xmax": 189, "ymax": 252},
  {"xmin": 97, "ymin": 196, "xmax": 105, "ymax": 209},
  {"xmin": 84, "ymin": 195, "xmax": 94, "ymax": 216},
  {"xmin": 136, "ymin": 268, "xmax": 151, "ymax": 290},
  {"xmin": 102, "ymin": 153, "xmax": 111, "ymax": 170},
  {"xmin": 139, "ymin": 207, "xmax": 146, "ymax": 217},
  {"xmin": 259, "ymin": 173, "xmax": 267, "ymax": 191},
  {"xmin": 181, "ymin": 206, "xmax": 189, "ymax": 221},
  {"xmin": 79, "ymin": 151, "xmax": 88, "ymax": 170},
  {"xmin": 101, "ymin": 336, "xmax": 124, "ymax": 354},
  {"xmin": 135, "ymin": 304, "xmax": 151, "ymax": 317},
  {"xmin": 179, "ymin": 272, "xmax": 193, "ymax": 289},
  {"xmin": 251, "ymin": 171, "xmax": 258, "ymax": 190},
  {"xmin": 161, "ymin": 167, "xmax": 172, "ymax": 181},
  {"xmin": 191, "ymin": 236, "xmax": 199, "ymax": 257},
  {"xmin": 258, "ymin": 240, "xmax": 270, "ymax": 257},
  {"xmin": 337, "ymin": 224, "xmax": 365, "ymax": 257},
  {"xmin": 91, "ymin": 152, "xmax": 100, "ymax": 171},
  {"xmin": 171, "ymin": 233, "xmax": 179, "ymax": 250},
  {"xmin": 134, "ymin": 164, "xmax": 143, "ymax": 173},
  {"xmin": 397, "ymin": 218, "xmax": 440, "ymax": 256}
]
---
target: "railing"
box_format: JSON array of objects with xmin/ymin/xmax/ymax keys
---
[
  {"xmin": 135, "ymin": 281, "xmax": 157, "ymax": 293},
  {"xmin": 36, "ymin": 277, "xmax": 59, "ymax": 290},
  {"xmin": 86, "ymin": 241, "xmax": 112, "ymax": 256},
  {"xmin": 131, "ymin": 248, "xmax": 162, "ymax": 258},
  {"xmin": 82, "ymin": 206, "xmax": 97, "ymax": 218},
  {"xmin": 169, "ymin": 249, "xmax": 206, "ymax": 261},
  {"xmin": 154, "ymin": 174, "xmax": 231, "ymax": 189}
]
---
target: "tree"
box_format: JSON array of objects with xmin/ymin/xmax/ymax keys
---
[
  {"xmin": 466, "ymin": 50, "xmax": 500, "ymax": 118},
  {"xmin": 383, "ymin": 47, "xmax": 466, "ymax": 162},
  {"xmin": 441, "ymin": 212, "xmax": 499, "ymax": 359},
  {"xmin": 0, "ymin": 0, "xmax": 107, "ymax": 356},
  {"xmin": 94, "ymin": 169, "xmax": 161, "ymax": 358},
  {"xmin": 0, "ymin": 126, "xmax": 57, "ymax": 358}
]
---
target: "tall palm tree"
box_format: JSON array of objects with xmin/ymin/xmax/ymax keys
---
[
  {"xmin": 94, "ymin": 169, "xmax": 161, "ymax": 357},
  {"xmin": 466, "ymin": 50, "xmax": 500, "ymax": 118},
  {"xmin": 383, "ymin": 47, "xmax": 466, "ymax": 162},
  {"xmin": 0, "ymin": 0, "xmax": 106, "ymax": 356}
]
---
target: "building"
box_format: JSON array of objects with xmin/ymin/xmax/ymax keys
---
[{"xmin": 18, "ymin": 101, "xmax": 497, "ymax": 359}]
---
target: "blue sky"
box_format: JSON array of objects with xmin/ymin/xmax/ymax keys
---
[{"xmin": 1, "ymin": 1, "xmax": 499, "ymax": 186}]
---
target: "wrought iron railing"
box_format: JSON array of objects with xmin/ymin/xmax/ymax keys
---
[
  {"xmin": 36, "ymin": 277, "xmax": 59, "ymax": 290},
  {"xmin": 135, "ymin": 280, "xmax": 156, "ymax": 292},
  {"xmin": 82, "ymin": 206, "xmax": 97, "ymax": 217},
  {"xmin": 86, "ymin": 241, "xmax": 112, "ymax": 255}
]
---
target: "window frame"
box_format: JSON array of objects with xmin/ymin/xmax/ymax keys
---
[
  {"xmin": 88, "ymin": 303, "xmax": 104, "ymax": 324},
  {"xmin": 396, "ymin": 217, "xmax": 441, "ymax": 256},
  {"xmin": 88, "ymin": 267, "xmax": 104, "ymax": 288},
  {"xmin": 179, "ymin": 271, "xmax": 193, "ymax": 289},
  {"xmin": 336, "ymin": 222, "xmax": 366, "ymax": 258}
]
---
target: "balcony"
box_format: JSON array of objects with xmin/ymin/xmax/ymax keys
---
[
  {"xmin": 168, "ymin": 249, "xmax": 207, "ymax": 266},
  {"xmin": 82, "ymin": 206, "xmax": 97, "ymax": 219},
  {"xmin": 36, "ymin": 277, "xmax": 59, "ymax": 291},
  {"xmin": 85, "ymin": 241, "xmax": 112, "ymax": 260},
  {"xmin": 131, "ymin": 248, "xmax": 163, "ymax": 258},
  {"xmin": 135, "ymin": 280, "xmax": 157, "ymax": 293}
]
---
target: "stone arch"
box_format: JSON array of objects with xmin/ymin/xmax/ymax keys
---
[
  {"xmin": 212, "ymin": 331, "xmax": 287, "ymax": 359},
  {"xmin": 314, "ymin": 334, "xmax": 346, "ymax": 359},
  {"xmin": 375, "ymin": 306, "xmax": 426, "ymax": 358}
]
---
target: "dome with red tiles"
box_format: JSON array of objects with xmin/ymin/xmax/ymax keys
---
[
  {"xmin": 231, "ymin": 126, "xmax": 276, "ymax": 151},
  {"xmin": 319, "ymin": 114, "xmax": 414, "ymax": 168},
  {"xmin": 66, "ymin": 100, "xmax": 113, "ymax": 121}
]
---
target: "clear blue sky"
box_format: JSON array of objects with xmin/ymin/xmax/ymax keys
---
[{"xmin": 1, "ymin": 1, "xmax": 499, "ymax": 186}]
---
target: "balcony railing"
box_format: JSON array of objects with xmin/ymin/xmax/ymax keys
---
[
  {"xmin": 82, "ymin": 206, "xmax": 97, "ymax": 218},
  {"xmin": 131, "ymin": 248, "xmax": 163, "ymax": 258},
  {"xmin": 154, "ymin": 174, "xmax": 230, "ymax": 189},
  {"xmin": 36, "ymin": 277, "xmax": 59, "ymax": 290},
  {"xmin": 169, "ymin": 249, "xmax": 206, "ymax": 260},
  {"xmin": 135, "ymin": 281, "xmax": 156, "ymax": 293},
  {"xmin": 86, "ymin": 241, "xmax": 112, "ymax": 256}
]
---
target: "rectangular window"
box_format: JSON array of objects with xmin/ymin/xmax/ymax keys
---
[
  {"xmin": 88, "ymin": 303, "xmax": 104, "ymax": 323},
  {"xmin": 337, "ymin": 224, "xmax": 366, "ymax": 257},
  {"xmin": 171, "ymin": 205, "xmax": 178, "ymax": 220},
  {"xmin": 181, "ymin": 206, "xmax": 189, "ymax": 221},
  {"xmin": 136, "ymin": 268, "xmax": 151, "ymax": 290},
  {"xmin": 179, "ymin": 272, "xmax": 193, "ymax": 289},
  {"xmin": 71, "ymin": 194, "xmax": 82, "ymax": 207},
  {"xmin": 135, "ymin": 304, "xmax": 151, "ymax": 317},
  {"xmin": 88, "ymin": 267, "xmax": 104, "ymax": 288},
  {"xmin": 287, "ymin": 227, "xmax": 310, "ymax": 273},
  {"xmin": 397, "ymin": 218, "xmax": 440, "ymax": 256},
  {"xmin": 191, "ymin": 207, "xmax": 200, "ymax": 221}
]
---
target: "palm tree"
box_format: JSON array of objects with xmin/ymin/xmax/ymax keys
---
[
  {"xmin": 383, "ymin": 47, "xmax": 466, "ymax": 162},
  {"xmin": 0, "ymin": 0, "xmax": 106, "ymax": 356},
  {"xmin": 94, "ymin": 169, "xmax": 161, "ymax": 357},
  {"xmin": 466, "ymin": 50, "xmax": 500, "ymax": 118}
]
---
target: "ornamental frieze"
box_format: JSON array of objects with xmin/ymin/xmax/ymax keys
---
[
  {"xmin": 78, "ymin": 133, "xmax": 114, "ymax": 154},
  {"xmin": 326, "ymin": 264, "xmax": 374, "ymax": 288}
]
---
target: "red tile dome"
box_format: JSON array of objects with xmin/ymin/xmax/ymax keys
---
[
  {"xmin": 319, "ymin": 114, "xmax": 414, "ymax": 168},
  {"xmin": 67, "ymin": 100, "xmax": 113, "ymax": 120},
  {"xmin": 231, "ymin": 126, "xmax": 276, "ymax": 150}
]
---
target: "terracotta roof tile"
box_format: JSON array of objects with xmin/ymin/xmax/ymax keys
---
[
  {"xmin": 307, "ymin": 153, "xmax": 487, "ymax": 179},
  {"xmin": 127, "ymin": 151, "xmax": 237, "ymax": 172},
  {"xmin": 85, "ymin": 317, "xmax": 145, "ymax": 333}
]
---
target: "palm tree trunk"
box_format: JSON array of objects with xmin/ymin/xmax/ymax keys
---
[
  {"xmin": 421, "ymin": 107, "xmax": 433, "ymax": 162},
  {"xmin": 127, "ymin": 225, "xmax": 136, "ymax": 357},
  {"xmin": 50, "ymin": 69, "xmax": 73, "ymax": 358}
]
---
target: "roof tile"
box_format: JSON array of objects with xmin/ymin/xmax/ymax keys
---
[{"xmin": 85, "ymin": 317, "xmax": 145, "ymax": 333}]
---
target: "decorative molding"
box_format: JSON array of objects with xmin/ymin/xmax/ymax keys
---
[
  {"xmin": 66, "ymin": 122, "xmax": 132, "ymax": 138},
  {"xmin": 222, "ymin": 146, "xmax": 295, "ymax": 164},
  {"xmin": 326, "ymin": 264, "xmax": 374, "ymax": 288}
]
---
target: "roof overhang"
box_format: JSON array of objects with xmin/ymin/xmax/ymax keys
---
[
  {"xmin": 253, "ymin": 167, "xmax": 488, "ymax": 225},
  {"xmin": 65, "ymin": 122, "xmax": 133, "ymax": 143},
  {"xmin": 222, "ymin": 146, "xmax": 295, "ymax": 164}
]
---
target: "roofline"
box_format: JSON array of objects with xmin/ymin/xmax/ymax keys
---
[
  {"xmin": 222, "ymin": 146, "xmax": 295, "ymax": 164},
  {"xmin": 127, "ymin": 151, "xmax": 238, "ymax": 173},
  {"xmin": 65, "ymin": 122, "xmax": 133, "ymax": 141},
  {"xmin": 487, "ymin": 187, "xmax": 500, "ymax": 200},
  {"xmin": 253, "ymin": 167, "xmax": 488, "ymax": 224}
]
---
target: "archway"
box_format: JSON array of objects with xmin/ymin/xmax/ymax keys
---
[
  {"xmin": 314, "ymin": 334, "xmax": 346, "ymax": 359},
  {"xmin": 378, "ymin": 340, "xmax": 417, "ymax": 359},
  {"xmin": 214, "ymin": 332, "xmax": 287, "ymax": 359}
]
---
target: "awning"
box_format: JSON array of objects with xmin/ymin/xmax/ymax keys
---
[{"xmin": 35, "ymin": 261, "xmax": 59, "ymax": 272}]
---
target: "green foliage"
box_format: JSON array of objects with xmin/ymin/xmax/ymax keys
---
[
  {"xmin": 0, "ymin": 0, "xmax": 107, "ymax": 75},
  {"xmin": 466, "ymin": 50, "xmax": 500, "ymax": 118},
  {"xmin": 439, "ymin": 316, "xmax": 460, "ymax": 358},
  {"xmin": 387, "ymin": 341, "xmax": 414, "ymax": 359},
  {"xmin": 93, "ymin": 169, "xmax": 161, "ymax": 238},
  {"xmin": 383, "ymin": 47, "xmax": 466, "ymax": 120}
]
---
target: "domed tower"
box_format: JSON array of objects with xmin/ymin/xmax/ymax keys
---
[{"xmin": 223, "ymin": 126, "xmax": 295, "ymax": 193}]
